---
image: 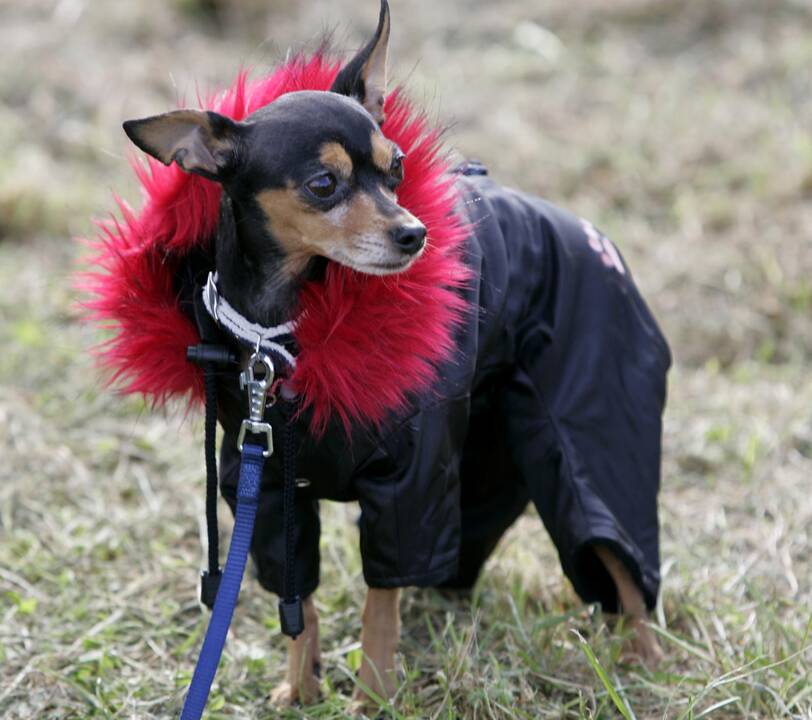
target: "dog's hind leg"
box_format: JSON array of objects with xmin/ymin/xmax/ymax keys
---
[
  {"xmin": 593, "ymin": 545, "xmax": 663, "ymax": 666},
  {"xmin": 269, "ymin": 594, "xmax": 322, "ymax": 706},
  {"xmin": 350, "ymin": 587, "xmax": 401, "ymax": 714}
]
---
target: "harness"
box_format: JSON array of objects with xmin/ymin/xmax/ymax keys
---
[{"xmin": 179, "ymin": 276, "xmax": 303, "ymax": 720}]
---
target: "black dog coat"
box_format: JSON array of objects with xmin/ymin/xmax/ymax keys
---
[{"xmin": 202, "ymin": 165, "xmax": 671, "ymax": 612}]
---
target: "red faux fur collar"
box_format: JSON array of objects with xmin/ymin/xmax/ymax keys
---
[{"xmin": 82, "ymin": 54, "xmax": 470, "ymax": 435}]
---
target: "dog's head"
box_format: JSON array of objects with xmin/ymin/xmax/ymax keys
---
[{"xmin": 123, "ymin": 0, "xmax": 426, "ymax": 279}]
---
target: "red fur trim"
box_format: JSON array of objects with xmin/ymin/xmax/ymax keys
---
[{"xmin": 80, "ymin": 53, "xmax": 471, "ymax": 435}]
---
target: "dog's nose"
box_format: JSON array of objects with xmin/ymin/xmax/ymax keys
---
[{"xmin": 391, "ymin": 223, "xmax": 427, "ymax": 255}]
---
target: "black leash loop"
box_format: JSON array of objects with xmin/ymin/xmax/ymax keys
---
[
  {"xmin": 187, "ymin": 344, "xmax": 237, "ymax": 608},
  {"xmin": 278, "ymin": 399, "xmax": 304, "ymax": 637},
  {"xmin": 201, "ymin": 363, "xmax": 222, "ymax": 606}
]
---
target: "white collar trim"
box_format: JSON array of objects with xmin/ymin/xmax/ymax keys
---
[{"xmin": 202, "ymin": 272, "xmax": 298, "ymax": 368}]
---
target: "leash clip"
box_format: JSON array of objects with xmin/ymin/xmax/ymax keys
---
[
  {"xmin": 237, "ymin": 352, "xmax": 275, "ymax": 457},
  {"xmin": 204, "ymin": 271, "xmax": 220, "ymax": 323}
]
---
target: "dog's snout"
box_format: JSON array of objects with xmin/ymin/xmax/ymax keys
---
[{"xmin": 391, "ymin": 223, "xmax": 427, "ymax": 255}]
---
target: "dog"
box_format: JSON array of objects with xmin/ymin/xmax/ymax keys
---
[{"xmin": 121, "ymin": 0, "xmax": 670, "ymax": 712}]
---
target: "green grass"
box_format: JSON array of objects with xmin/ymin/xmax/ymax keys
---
[{"xmin": 1, "ymin": 0, "xmax": 811, "ymax": 717}]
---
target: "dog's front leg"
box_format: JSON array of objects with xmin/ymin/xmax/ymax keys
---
[
  {"xmin": 350, "ymin": 587, "xmax": 401, "ymax": 714},
  {"xmin": 270, "ymin": 595, "xmax": 321, "ymax": 706},
  {"xmin": 593, "ymin": 546, "xmax": 663, "ymax": 665}
]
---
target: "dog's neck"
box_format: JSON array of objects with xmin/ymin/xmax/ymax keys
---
[{"xmin": 214, "ymin": 194, "xmax": 322, "ymax": 327}]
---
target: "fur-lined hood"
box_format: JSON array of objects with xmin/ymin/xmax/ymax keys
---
[{"xmin": 81, "ymin": 53, "xmax": 470, "ymax": 434}]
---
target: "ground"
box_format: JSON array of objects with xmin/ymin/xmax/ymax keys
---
[{"xmin": 1, "ymin": 0, "xmax": 811, "ymax": 718}]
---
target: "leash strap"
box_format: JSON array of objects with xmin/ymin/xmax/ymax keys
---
[
  {"xmin": 200, "ymin": 363, "xmax": 221, "ymax": 606},
  {"xmin": 278, "ymin": 401, "xmax": 304, "ymax": 637},
  {"xmin": 186, "ymin": 344, "xmax": 238, "ymax": 609},
  {"xmin": 179, "ymin": 442, "xmax": 265, "ymax": 720}
]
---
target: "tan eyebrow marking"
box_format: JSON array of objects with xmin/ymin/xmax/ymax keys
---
[
  {"xmin": 319, "ymin": 142, "xmax": 353, "ymax": 179},
  {"xmin": 370, "ymin": 132, "xmax": 394, "ymax": 173}
]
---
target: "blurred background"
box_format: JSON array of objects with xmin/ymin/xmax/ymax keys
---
[{"xmin": 1, "ymin": 1, "xmax": 810, "ymax": 718}]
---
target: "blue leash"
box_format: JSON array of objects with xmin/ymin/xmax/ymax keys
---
[
  {"xmin": 180, "ymin": 442, "xmax": 266, "ymax": 720},
  {"xmin": 179, "ymin": 350, "xmax": 303, "ymax": 720}
]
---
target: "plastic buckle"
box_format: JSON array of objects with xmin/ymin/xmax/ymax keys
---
[{"xmin": 279, "ymin": 596, "xmax": 304, "ymax": 638}]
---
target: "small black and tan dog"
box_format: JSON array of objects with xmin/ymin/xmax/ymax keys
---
[{"xmin": 123, "ymin": 0, "xmax": 669, "ymax": 712}]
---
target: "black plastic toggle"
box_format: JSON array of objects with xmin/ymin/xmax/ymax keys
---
[
  {"xmin": 279, "ymin": 596, "xmax": 305, "ymax": 638},
  {"xmin": 187, "ymin": 344, "xmax": 237, "ymax": 367},
  {"xmin": 200, "ymin": 570, "xmax": 222, "ymax": 609}
]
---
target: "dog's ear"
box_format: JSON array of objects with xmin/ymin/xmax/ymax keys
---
[
  {"xmin": 330, "ymin": 0, "xmax": 391, "ymax": 124},
  {"xmin": 122, "ymin": 110, "xmax": 243, "ymax": 181}
]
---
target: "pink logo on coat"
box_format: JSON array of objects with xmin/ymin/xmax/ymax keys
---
[{"xmin": 579, "ymin": 218, "xmax": 626, "ymax": 275}]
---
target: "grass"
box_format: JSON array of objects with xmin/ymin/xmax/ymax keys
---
[{"xmin": 1, "ymin": 0, "xmax": 811, "ymax": 717}]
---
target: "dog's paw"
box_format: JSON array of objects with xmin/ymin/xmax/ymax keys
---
[
  {"xmin": 348, "ymin": 673, "xmax": 395, "ymax": 716},
  {"xmin": 620, "ymin": 619, "xmax": 664, "ymax": 667},
  {"xmin": 270, "ymin": 676, "xmax": 321, "ymax": 707},
  {"xmin": 347, "ymin": 698, "xmax": 366, "ymax": 717},
  {"xmin": 349, "ymin": 681, "xmax": 395, "ymax": 718},
  {"xmin": 348, "ymin": 694, "xmax": 381, "ymax": 718},
  {"xmin": 270, "ymin": 681, "xmax": 297, "ymax": 707}
]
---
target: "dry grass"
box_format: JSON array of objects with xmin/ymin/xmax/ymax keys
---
[{"xmin": 1, "ymin": 0, "xmax": 811, "ymax": 718}]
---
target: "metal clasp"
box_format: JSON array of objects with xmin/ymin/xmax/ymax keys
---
[
  {"xmin": 237, "ymin": 352, "xmax": 275, "ymax": 457},
  {"xmin": 204, "ymin": 271, "xmax": 220, "ymax": 323}
]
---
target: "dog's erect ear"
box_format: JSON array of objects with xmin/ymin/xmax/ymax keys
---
[
  {"xmin": 122, "ymin": 110, "xmax": 242, "ymax": 181},
  {"xmin": 330, "ymin": 0, "xmax": 391, "ymax": 124}
]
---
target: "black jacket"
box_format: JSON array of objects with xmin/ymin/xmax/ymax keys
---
[{"xmin": 204, "ymin": 167, "xmax": 670, "ymax": 611}]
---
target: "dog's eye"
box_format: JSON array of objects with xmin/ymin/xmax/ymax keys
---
[
  {"xmin": 390, "ymin": 151, "xmax": 405, "ymax": 183},
  {"xmin": 305, "ymin": 172, "xmax": 338, "ymax": 199}
]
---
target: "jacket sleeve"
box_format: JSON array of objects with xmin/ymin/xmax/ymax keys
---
[{"xmin": 352, "ymin": 394, "xmax": 472, "ymax": 588}]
